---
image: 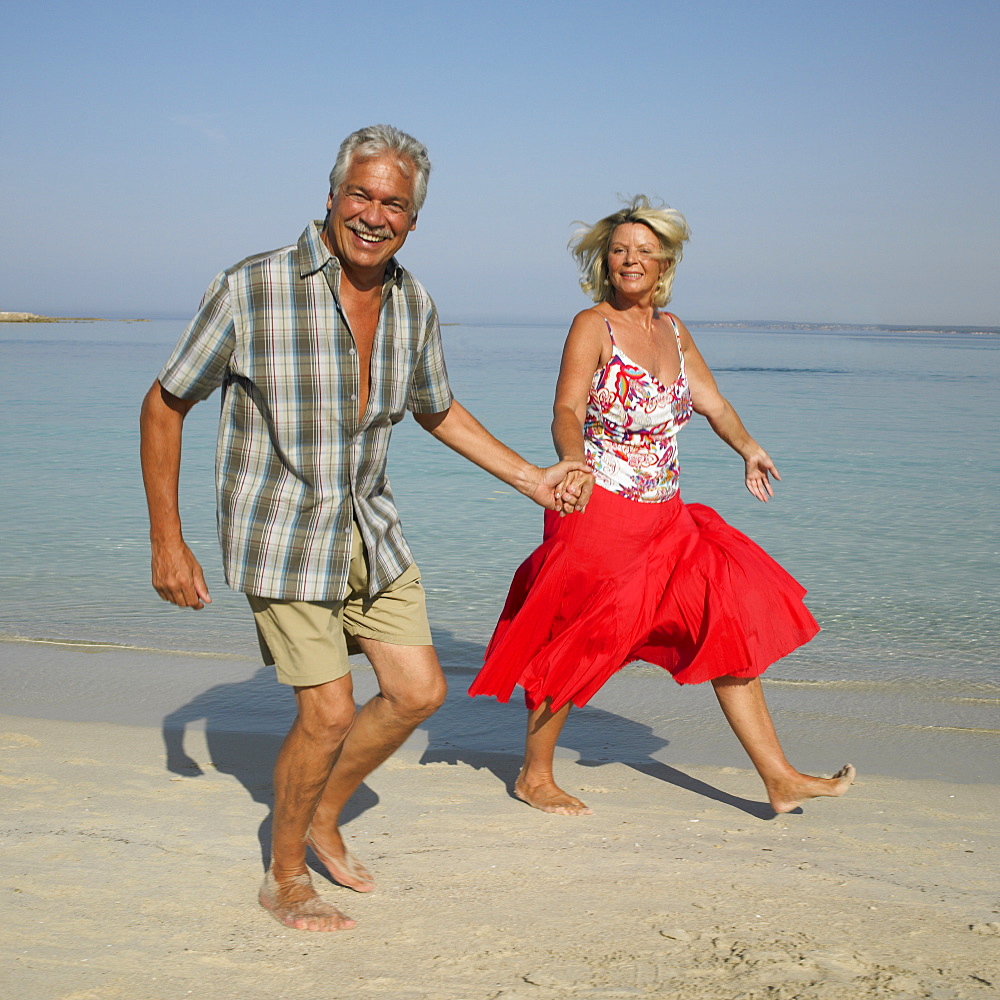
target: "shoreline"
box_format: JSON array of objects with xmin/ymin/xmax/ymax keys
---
[
  {"xmin": 3, "ymin": 708, "xmax": 998, "ymax": 999},
  {"xmin": 2, "ymin": 637, "xmax": 997, "ymax": 787}
]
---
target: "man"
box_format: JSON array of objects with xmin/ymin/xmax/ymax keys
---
[{"xmin": 140, "ymin": 124, "xmax": 586, "ymax": 932}]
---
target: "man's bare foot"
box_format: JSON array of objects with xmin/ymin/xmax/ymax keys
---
[
  {"xmin": 306, "ymin": 828, "xmax": 375, "ymax": 893},
  {"xmin": 514, "ymin": 775, "xmax": 593, "ymax": 816},
  {"xmin": 259, "ymin": 868, "xmax": 355, "ymax": 931},
  {"xmin": 766, "ymin": 764, "xmax": 856, "ymax": 814}
]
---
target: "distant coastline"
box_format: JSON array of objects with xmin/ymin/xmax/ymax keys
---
[
  {"xmin": 0, "ymin": 312, "xmax": 148, "ymax": 323},
  {"xmin": 450, "ymin": 319, "xmax": 1000, "ymax": 335},
  {"xmin": 2, "ymin": 312, "xmax": 995, "ymax": 335},
  {"xmin": 690, "ymin": 320, "xmax": 1000, "ymax": 336}
]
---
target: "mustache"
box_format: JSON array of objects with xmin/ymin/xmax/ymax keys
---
[{"xmin": 346, "ymin": 220, "xmax": 393, "ymax": 241}]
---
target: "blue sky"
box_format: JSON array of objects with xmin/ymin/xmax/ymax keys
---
[{"xmin": 1, "ymin": 0, "xmax": 997, "ymax": 325}]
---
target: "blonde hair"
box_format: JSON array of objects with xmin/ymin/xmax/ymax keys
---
[{"xmin": 570, "ymin": 196, "xmax": 691, "ymax": 307}]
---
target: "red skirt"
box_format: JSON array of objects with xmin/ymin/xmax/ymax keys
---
[{"xmin": 468, "ymin": 486, "xmax": 819, "ymax": 712}]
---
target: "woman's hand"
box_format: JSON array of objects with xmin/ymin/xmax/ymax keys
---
[
  {"xmin": 554, "ymin": 468, "xmax": 595, "ymax": 515},
  {"xmin": 528, "ymin": 460, "xmax": 592, "ymax": 511},
  {"xmin": 744, "ymin": 450, "xmax": 781, "ymax": 503}
]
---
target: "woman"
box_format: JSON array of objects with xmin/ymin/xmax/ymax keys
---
[{"xmin": 469, "ymin": 196, "xmax": 854, "ymax": 816}]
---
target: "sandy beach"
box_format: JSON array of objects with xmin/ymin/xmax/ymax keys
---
[{"xmin": 2, "ymin": 645, "xmax": 998, "ymax": 1000}]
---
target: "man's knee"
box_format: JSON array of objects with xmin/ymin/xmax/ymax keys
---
[
  {"xmin": 416, "ymin": 672, "xmax": 448, "ymax": 717},
  {"xmin": 295, "ymin": 681, "xmax": 357, "ymax": 741},
  {"xmin": 385, "ymin": 671, "xmax": 447, "ymax": 721},
  {"xmin": 362, "ymin": 640, "xmax": 447, "ymax": 720}
]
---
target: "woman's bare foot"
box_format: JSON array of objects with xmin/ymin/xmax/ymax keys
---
[
  {"xmin": 514, "ymin": 774, "xmax": 593, "ymax": 815},
  {"xmin": 258, "ymin": 868, "xmax": 355, "ymax": 931},
  {"xmin": 306, "ymin": 828, "xmax": 375, "ymax": 892},
  {"xmin": 766, "ymin": 764, "xmax": 856, "ymax": 814}
]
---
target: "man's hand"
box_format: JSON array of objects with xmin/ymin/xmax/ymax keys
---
[
  {"xmin": 151, "ymin": 538, "xmax": 212, "ymax": 609},
  {"xmin": 528, "ymin": 460, "xmax": 592, "ymax": 511}
]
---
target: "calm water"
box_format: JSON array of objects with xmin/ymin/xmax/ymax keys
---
[{"xmin": 1, "ymin": 319, "xmax": 998, "ymax": 706}]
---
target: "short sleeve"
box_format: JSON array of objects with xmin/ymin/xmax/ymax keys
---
[
  {"xmin": 406, "ymin": 302, "xmax": 453, "ymax": 414},
  {"xmin": 157, "ymin": 271, "xmax": 236, "ymax": 401}
]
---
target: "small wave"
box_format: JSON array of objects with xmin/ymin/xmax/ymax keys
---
[
  {"xmin": 762, "ymin": 676, "xmax": 1000, "ymax": 697},
  {"xmin": 0, "ymin": 633, "xmax": 252, "ymax": 661},
  {"xmin": 713, "ymin": 366, "xmax": 849, "ymax": 375},
  {"xmin": 895, "ymin": 724, "xmax": 999, "ymax": 735}
]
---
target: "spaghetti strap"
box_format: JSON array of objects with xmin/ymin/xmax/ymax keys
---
[
  {"xmin": 593, "ymin": 309, "xmax": 615, "ymax": 343},
  {"xmin": 662, "ymin": 312, "xmax": 684, "ymax": 370}
]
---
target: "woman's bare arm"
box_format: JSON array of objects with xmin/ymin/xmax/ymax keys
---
[{"xmin": 676, "ymin": 317, "xmax": 781, "ymax": 502}]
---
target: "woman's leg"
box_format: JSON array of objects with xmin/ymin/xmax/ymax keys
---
[
  {"xmin": 711, "ymin": 675, "xmax": 854, "ymax": 813},
  {"xmin": 515, "ymin": 697, "xmax": 593, "ymax": 815}
]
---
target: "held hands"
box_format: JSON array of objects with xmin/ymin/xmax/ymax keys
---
[
  {"xmin": 554, "ymin": 467, "xmax": 595, "ymax": 515},
  {"xmin": 528, "ymin": 460, "xmax": 593, "ymax": 513},
  {"xmin": 151, "ymin": 538, "xmax": 212, "ymax": 609},
  {"xmin": 744, "ymin": 449, "xmax": 781, "ymax": 503}
]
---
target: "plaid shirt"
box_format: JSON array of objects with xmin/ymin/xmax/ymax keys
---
[{"xmin": 158, "ymin": 221, "xmax": 453, "ymax": 601}]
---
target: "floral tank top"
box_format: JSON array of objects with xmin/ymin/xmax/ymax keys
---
[{"xmin": 584, "ymin": 313, "xmax": 693, "ymax": 503}]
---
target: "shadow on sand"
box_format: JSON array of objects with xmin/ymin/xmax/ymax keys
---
[
  {"xmin": 160, "ymin": 629, "xmax": 778, "ymax": 872},
  {"xmin": 161, "ymin": 667, "xmax": 379, "ymax": 876}
]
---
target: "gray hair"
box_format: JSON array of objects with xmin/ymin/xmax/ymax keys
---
[
  {"xmin": 570, "ymin": 196, "xmax": 691, "ymax": 307},
  {"xmin": 329, "ymin": 124, "xmax": 431, "ymax": 215}
]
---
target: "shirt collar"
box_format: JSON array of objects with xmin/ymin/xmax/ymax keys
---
[{"xmin": 298, "ymin": 221, "xmax": 405, "ymax": 289}]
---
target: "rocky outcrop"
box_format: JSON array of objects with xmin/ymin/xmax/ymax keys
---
[{"xmin": 0, "ymin": 311, "xmax": 48, "ymax": 321}]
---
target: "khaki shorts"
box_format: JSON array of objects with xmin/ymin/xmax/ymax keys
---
[{"xmin": 247, "ymin": 522, "xmax": 432, "ymax": 687}]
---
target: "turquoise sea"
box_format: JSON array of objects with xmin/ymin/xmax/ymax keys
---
[{"xmin": 1, "ymin": 318, "xmax": 998, "ymax": 777}]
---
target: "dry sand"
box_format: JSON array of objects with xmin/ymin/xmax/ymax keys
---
[{"xmin": 3, "ymin": 707, "xmax": 998, "ymax": 1000}]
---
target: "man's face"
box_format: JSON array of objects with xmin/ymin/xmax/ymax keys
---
[{"xmin": 324, "ymin": 153, "xmax": 418, "ymax": 281}]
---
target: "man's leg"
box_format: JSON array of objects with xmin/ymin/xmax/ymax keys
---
[
  {"xmin": 305, "ymin": 639, "xmax": 446, "ymax": 891},
  {"xmin": 261, "ymin": 673, "xmax": 359, "ymax": 931},
  {"xmin": 711, "ymin": 675, "xmax": 854, "ymax": 813}
]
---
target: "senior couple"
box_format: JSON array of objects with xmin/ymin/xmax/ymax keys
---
[{"xmin": 141, "ymin": 124, "xmax": 852, "ymax": 932}]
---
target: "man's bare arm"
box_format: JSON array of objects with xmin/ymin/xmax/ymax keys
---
[
  {"xmin": 413, "ymin": 399, "xmax": 590, "ymax": 511},
  {"xmin": 139, "ymin": 381, "xmax": 212, "ymax": 608}
]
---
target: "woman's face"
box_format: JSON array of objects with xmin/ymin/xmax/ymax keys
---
[{"xmin": 606, "ymin": 223, "xmax": 669, "ymax": 300}]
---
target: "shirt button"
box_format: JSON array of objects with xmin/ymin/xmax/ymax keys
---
[
  {"xmin": 350, "ymin": 393, "xmax": 357, "ymax": 400},
  {"xmin": 348, "ymin": 348, "xmax": 356, "ymax": 356}
]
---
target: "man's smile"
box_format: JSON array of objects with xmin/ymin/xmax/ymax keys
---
[{"xmin": 347, "ymin": 221, "xmax": 392, "ymax": 244}]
